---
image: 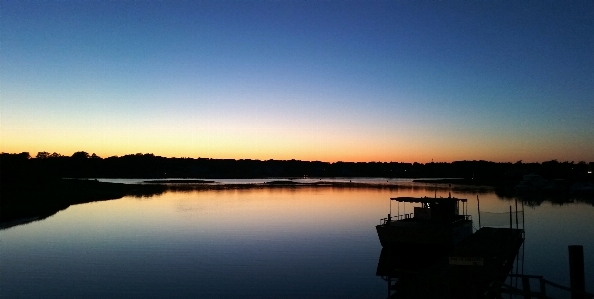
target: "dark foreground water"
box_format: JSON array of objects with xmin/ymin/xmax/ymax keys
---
[{"xmin": 1, "ymin": 181, "xmax": 592, "ymax": 298}]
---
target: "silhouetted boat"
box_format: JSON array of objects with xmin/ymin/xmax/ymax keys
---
[{"xmin": 376, "ymin": 196, "xmax": 473, "ymax": 250}]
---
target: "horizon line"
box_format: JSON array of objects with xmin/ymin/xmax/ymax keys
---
[{"xmin": 3, "ymin": 151, "xmax": 593, "ymax": 165}]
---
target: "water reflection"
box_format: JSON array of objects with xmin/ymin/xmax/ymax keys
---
[
  {"xmin": 376, "ymin": 243, "xmax": 524, "ymax": 299},
  {"xmin": 1, "ymin": 184, "xmax": 592, "ymax": 298},
  {"xmin": 376, "ymin": 247, "xmax": 450, "ymax": 298}
]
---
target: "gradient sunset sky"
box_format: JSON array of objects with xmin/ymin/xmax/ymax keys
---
[{"xmin": 2, "ymin": 1, "xmax": 593, "ymax": 163}]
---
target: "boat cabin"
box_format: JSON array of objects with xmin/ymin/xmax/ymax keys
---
[
  {"xmin": 377, "ymin": 196, "xmax": 473, "ymax": 249},
  {"xmin": 382, "ymin": 196, "xmax": 469, "ymax": 225}
]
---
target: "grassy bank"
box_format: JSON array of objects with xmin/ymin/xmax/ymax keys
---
[{"xmin": 0, "ymin": 179, "xmax": 166, "ymax": 229}]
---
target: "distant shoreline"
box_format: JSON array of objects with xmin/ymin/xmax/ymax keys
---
[
  {"xmin": 412, "ymin": 178, "xmax": 503, "ymax": 186},
  {"xmin": 107, "ymin": 179, "xmax": 506, "ymax": 198},
  {"xmin": 0, "ymin": 179, "xmax": 166, "ymax": 230},
  {"xmin": 143, "ymin": 179, "xmax": 216, "ymax": 184},
  {"xmin": 1, "ymin": 178, "xmax": 492, "ymax": 230},
  {"xmin": 2, "ymin": 177, "xmax": 591, "ymax": 230}
]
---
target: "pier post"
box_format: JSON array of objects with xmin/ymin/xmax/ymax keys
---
[
  {"xmin": 522, "ymin": 276, "xmax": 531, "ymax": 299},
  {"xmin": 509, "ymin": 206, "xmax": 512, "ymax": 229},
  {"xmin": 515, "ymin": 197, "xmax": 519, "ymax": 229},
  {"xmin": 539, "ymin": 278, "xmax": 546, "ymax": 298},
  {"xmin": 569, "ymin": 245, "xmax": 585, "ymax": 299},
  {"xmin": 477, "ymin": 195, "xmax": 481, "ymax": 228}
]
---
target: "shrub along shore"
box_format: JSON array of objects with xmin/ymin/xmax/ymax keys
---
[{"xmin": 0, "ymin": 179, "xmax": 166, "ymax": 229}]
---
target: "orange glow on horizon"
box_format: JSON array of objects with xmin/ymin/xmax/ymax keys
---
[
  {"xmin": 2, "ymin": 143, "xmax": 592, "ymax": 164},
  {"xmin": 2, "ymin": 121, "xmax": 593, "ymax": 164}
]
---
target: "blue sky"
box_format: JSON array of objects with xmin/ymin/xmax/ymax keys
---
[{"xmin": 2, "ymin": 1, "xmax": 593, "ymax": 162}]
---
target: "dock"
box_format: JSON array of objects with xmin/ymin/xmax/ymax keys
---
[
  {"xmin": 447, "ymin": 227, "xmax": 525, "ymax": 298},
  {"xmin": 376, "ymin": 227, "xmax": 525, "ymax": 299}
]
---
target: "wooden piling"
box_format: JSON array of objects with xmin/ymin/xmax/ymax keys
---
[
  {"xmin": 477, "ymin": 195, "xmax": 481, "ymax": 228},
  {"xmin": 569, "ymin": 245, "xmax": 585, "ymax": 299},
  {"xmin": 539, "ymin": 277, "xmax": 547, "ymax": 298},
  {"xmin": 509, "ymin": 206, "xmax": 512, "ymax": 229},
  {"xmin": 515, "ymin": 197, "xmax": 519, "ymax": 229},
  {"xmin": 522, "ymin": 276, "xmax": 531, "ymax": 299}
]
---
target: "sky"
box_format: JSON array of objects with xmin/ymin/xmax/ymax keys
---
[{"xmin": 2, "ymin": 1, "xmax": 593, "ymax": 163}]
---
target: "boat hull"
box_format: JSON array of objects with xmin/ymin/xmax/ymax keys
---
[{"xmin": 376, "ymin": 220, "xmax": 473, "ymax": 250}]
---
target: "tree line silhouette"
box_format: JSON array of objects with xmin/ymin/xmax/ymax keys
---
[
  {"xmin": 2, "ymin": 151, "xmax": 592, "ymax": 227},
  {"xmin": 2, "ymin": 151, "xmax": 592, "ymax": 184}
]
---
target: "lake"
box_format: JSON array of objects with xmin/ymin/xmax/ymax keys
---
[{"xmin": 1, "ymin": 179, "xmax": 592, "ymax": 298}]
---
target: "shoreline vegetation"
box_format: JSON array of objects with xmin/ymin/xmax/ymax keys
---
[
  {"xmin": 143, "ymin": 179, "xmax": 216, "ymax": 183},
  {"xmin": 2, "ymin": 177, "xmax": 593, "ymax": 230},
  {"xmin": 2, "ymin": 151, "xmax": 592, "ymax": 182},
  {"xmin": 0, "ymin": 179, "xmax": 167, "ymax": 230},
  {"xmin": 1, "ymin": 152, "xmax": 593, "ymax": 229}
]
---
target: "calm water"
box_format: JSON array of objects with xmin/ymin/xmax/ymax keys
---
[{"xmin": 1, "ymin": 182, "xmax": 593, "ymax": 298}]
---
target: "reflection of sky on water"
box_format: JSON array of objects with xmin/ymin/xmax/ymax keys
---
[{"xmin": 1, "ymin": 186, "xmax": 592, "ymax": 298}]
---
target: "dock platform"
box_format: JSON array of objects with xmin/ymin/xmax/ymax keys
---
[
  {"xmin": 376, "ymin": 227, "xmax": 525, "ymax": 299},
  {"xmin": 447, "ymin": 227, "xmax": 524, "ymax": 298}
]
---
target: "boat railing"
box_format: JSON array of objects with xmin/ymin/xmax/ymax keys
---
[
  {"xmin": 453, "ymin": 215, "xmax": 472, "ymax": 223},
  {"xmin": 380, "ymin": 213, "xmax": 413, "ymax": 225},
  {"xmin": 497, "ymin": 274, "xmax": 594, "ymax": 299},
  {"xmin": 380, "ymin": 214, "xmax": 471, "ymax": 225}
]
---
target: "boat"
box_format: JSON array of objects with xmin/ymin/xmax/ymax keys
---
[{"xmin": 376, "ymin": 196, "xmax": 473, "ymax": 250}]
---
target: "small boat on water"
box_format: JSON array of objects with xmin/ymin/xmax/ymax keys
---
[{"xmin": 376, "ymin": 196, "xmax": 473, "ymax": 250}]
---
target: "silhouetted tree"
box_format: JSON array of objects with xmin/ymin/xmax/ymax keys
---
[
  {"xmin": 49, "ymin": 152, "xmax": 64, "ymax": 158},
  {"xmin": 36, "ymin": 151, "xmax": 50, "ymax": 159},
  {"xmin": 71, "ymin": 151, "xmax": 90, "ymax": 159}
]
